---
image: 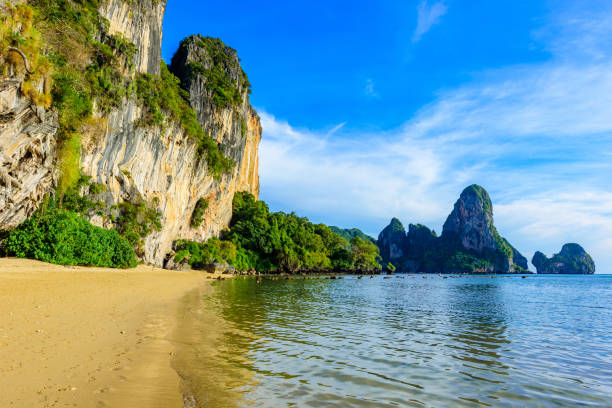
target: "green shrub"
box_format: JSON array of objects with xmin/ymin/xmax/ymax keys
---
[
  {"xmin": 191, "ymin": 198, "xmax": 209, "ymax": 228},
  {"xmin": 3, "ymin": 206, "xmax": 137, "ymax": 268},
  {"xmin": 113, "ymin": 198, "xmax": 162, "ymax": 255},
  {"xmin": 61, "ymin": 174, "xmax": 106, "ymax": 216},
  {"xmin": 173, "ymin": 238, "xmax": 237, "ymax": 268}
]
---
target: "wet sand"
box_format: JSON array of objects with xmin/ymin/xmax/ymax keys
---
[{"xmin": 0, "ymin": 258, "xmax": 226, "ymax": 408}]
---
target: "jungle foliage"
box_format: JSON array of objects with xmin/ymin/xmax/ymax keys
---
[{"xmin": 174, "ymin": 192, "xmax": 382, "ymax": 273}]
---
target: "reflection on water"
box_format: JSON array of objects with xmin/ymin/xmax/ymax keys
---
[{"xmin": 174, "ymin": 275, "xmax": 612, "ymax": 407}]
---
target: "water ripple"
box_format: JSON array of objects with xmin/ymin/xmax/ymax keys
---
[{"xmin": 179, "ymin": 275, "xmax": 612, "ymax": 407}]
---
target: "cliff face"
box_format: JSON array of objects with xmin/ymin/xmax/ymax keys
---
[
  {"xmin": 0, "ymin": 1, "xmax": 261, "ymax": 266},
  {"xmin": 442, "ymin": 185, "xmax": 497, "ymax": 253},
  {"xmin": 377, "ymin": 185, "xmax": 528, "ymax": 273},
  {"xmin": 80, "ymin": 13, "xmax": 260, "ymax": 265},
  {"xmin": 169, "ymin": 35, "xmax": 260, "ymax": 198},
  {"xmin": 0, "ymin": 78, "xmax": 58, "ymax": 229},
  {"xmin": 99, "ymin": 0, "xmax": 166, "ymax": 75},
  {"xmin": 440, "ymin": 185, "xmax": 520, "ymax": 272},
  {"xmin": 377, "ymin": 218, "xmax": 406, "ymax": 264},
  {"xmin": 0, "ymin": 0, "xmax": 58, "ymax": 230},
  {"xmin": 406, "ymin": 224, "xmax": 437, "ymax": 262},
  {"xmin": 532, "ymin": 244, "xmax": 595, "ymax": 274}
]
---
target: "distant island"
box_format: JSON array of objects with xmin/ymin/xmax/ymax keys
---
[
  {"xmin": 377, "ymin": 184, "xmax": 594, "ymax": 275},
  {"xmin": 532, "ymin": 244, "xmax": 595, "ymax": 274}
]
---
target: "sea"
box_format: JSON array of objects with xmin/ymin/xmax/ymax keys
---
[{"xmin": 173, "ymin": 274, "xmax": 612, "ymax": 407}]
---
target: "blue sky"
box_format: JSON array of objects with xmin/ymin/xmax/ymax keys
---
[{"xmin": 163, "ymin": 1, "xmax": 612, "ymax": 273}]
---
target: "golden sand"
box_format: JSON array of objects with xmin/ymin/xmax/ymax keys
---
[{"xmin": 0, "ymin": 258, "xmax": 227, "ymax": 408}]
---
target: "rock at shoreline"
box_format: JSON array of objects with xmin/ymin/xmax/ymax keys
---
[{"xmin": 532, "ymin": 244, "xmax": 595, "ymax": 274}]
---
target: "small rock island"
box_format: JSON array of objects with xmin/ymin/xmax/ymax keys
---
[{"xmin": 532, "ymin": 244, "xmax": 595, "ymax": 274}]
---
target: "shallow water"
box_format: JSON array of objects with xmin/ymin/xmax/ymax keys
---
[{"xmin": 175, "ymin": 275, "xmax": 612, "ymax": 407}]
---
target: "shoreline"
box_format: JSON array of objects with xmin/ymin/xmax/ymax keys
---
[{"xmin": 0, "ymin": 258, "xmax": 231, "ymax": 407}]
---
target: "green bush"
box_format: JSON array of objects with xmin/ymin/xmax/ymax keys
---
[
  {"xmin": 61, "ymin": 174, "xmax": 106, "ymax": 216},
  {"xmin": 113, "ymin": 198, "xmax": 162, "ymax": 255},
  {"xmin": 174, "ymin": 238, "xmax": 237, "ymax": 268},
  {"xmin": 191, "ymin": 198, "xmax": 209, "ymax": 228},
  {"xmin": 2, "ymin": 207, "xmax": 137, "ymax": 268}
]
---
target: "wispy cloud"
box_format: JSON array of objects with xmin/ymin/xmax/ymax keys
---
[
  {"xmin": 258, "ymin": 3, "xmax": 612, "ymax": 272},
  {"xmin": 412, "ymin": 1, "xmax": 448, "ymax": 43},
  {"xmin": 327, "ymin": 122, "xmax": 346, "ymax": 135},
  {"xmin": 364, "ymin": 78, "xmax": 378, "ymax": 97}
]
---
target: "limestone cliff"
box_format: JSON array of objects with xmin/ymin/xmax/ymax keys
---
[
  {"xmin": 0, "ymin": 0, "xmax": 58, "ymax": 229},
  {"xmin": 0, "ymin": 0, "xmax": 261, "ymax": 266},
  {"xmin": 440, "ymin": 184, "xmax": 521, "ymax": 273},
  {"xmin": 532, "ymin": 244, "xmax": 595, "ymax": 274},
  {"xmin": 99, "ymin": 0, "xmax": 166, "ymax": 76},
  {"xmin": 377, "ymin": 218, "xmax": 406, "ymax": 264},
  {"xmin": 0, "ymin": 79, "xmax": 58, "ymax": 229},
  {"xmin": 442, "ymin": 185, "xmax": 498, "ymax": 254}
]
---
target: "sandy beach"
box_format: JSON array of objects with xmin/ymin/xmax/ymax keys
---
[{"xmin": 0, "ymin": 258, "xmax": 221, "ymax": 408}]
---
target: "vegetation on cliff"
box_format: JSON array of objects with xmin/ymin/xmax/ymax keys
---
[
  {"xmin": 190, "ymin": 198, "xmax": 209, "ymax": 228},
  {"xmin": 173, "ymin": 192, "xmax": 382, "ymax": 273},
  {"xmin": 22, "ymin": 0, "xmax": 136, "ymax": 194},
  {"xmin": 170, "ymin": 35, "xmax": 251, "ymax": 110},
  {"xmin": 1, "ymin": 0, "xmax": 234, "ymax": 195}
]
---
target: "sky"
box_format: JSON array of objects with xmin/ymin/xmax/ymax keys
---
[{"xmin": 162, "ymin": 0, "xmax": 612, "ymax": 273}]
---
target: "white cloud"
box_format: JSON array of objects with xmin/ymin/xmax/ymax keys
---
[
  {"xmin": 496, "ymin": 192, "xmax": 612, "ymax": 273},
  {"xmin": 412, "ymin": 1, "xmax": 448, "ymax": 43}
]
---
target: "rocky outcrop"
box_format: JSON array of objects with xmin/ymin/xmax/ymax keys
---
[
  {"xmin": 442, "ymin": 185, "xmax": 498, "ymax": 253},
  {"xmin": 440, "ymin": 185, "xmax": 524, "ymax": 273},
  {"xmin": 504, "ymin": 238, "xmax": 528, "ymax": 270},
  {"xmin": 406, "ymin": 224, "xmax": 437, "ymax": 261},
  {"xmin": 377, "ymin": 218, "xmax": 406, "ymax": 264},
  {"xmin": 532, "ymin": 244, "xmax": 595, "ymax": 274},
  {"xmin": 0, "ymin": 78, "xmax": 58, "ymax": 230},
  {"xmin": 169, "ymin": 35, "xmax": 260, "ymax": 197},
  {"xmin": 99, "ymin": 0, "xmax": 166, "ymax": 75},
  {"xmin": 376, "ymin": 185, "xmax": 528, "ymax": 273}
]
